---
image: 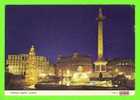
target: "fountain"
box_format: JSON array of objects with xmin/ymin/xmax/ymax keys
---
[{"xmin": 71, "ymin": 66, "xmax": 90, "ymax": 85}]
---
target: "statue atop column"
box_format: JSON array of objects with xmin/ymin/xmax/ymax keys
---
[{"xmin": 94, "ymin": 8, "xmax": 107, "ymax": 72}]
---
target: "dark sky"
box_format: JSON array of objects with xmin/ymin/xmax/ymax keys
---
[{"xmin": 6, "ymin": 5, "xmax": 135, "ymax": 63}]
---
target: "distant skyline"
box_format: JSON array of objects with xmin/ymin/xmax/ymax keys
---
[{"xmin": 6, "ymin": 5, "xmax": 135, "ymax": 63}]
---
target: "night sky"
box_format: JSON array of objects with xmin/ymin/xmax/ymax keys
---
[{"xmin": 6, "ymin": 5, "xmax": 135, "ymax": 63}]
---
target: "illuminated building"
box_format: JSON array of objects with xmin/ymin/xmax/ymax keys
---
[
  {"xmin": 6, "ymin": 54, "xmax": 28, "ymax": 75},
  {"xmin": 107, "ymin": 58, "xmax": 134, "ymax": 79},
  {"xmin": 6, "ymin": 46, "xmax": 52, "ymax": 78},
  {"xmin": 94, "ymin": 8, "xmax": 107, "ymax": 72},
  {"xmin": 56, "ymin": 52, "xmax": 93, "ymax": 77}
]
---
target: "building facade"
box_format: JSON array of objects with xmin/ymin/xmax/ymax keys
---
[
  {"xmin": 6, "ymin": 54, "xmax": 28, "ymax": 75},
  {"xmin": 6, "ymin": 48, "xmax": 52, "ymax": 77},
  {"xmin": 107, "ymin": 58, "xmax": 134, "ymax": 79},
  {"xmin": 56, "ymin": 52, "xmax": 93, "ymax": 77}
]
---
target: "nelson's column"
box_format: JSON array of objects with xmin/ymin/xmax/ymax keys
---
[{"xmin": 94, "ymin": 8, "xmax": 107, "ymax": 72}]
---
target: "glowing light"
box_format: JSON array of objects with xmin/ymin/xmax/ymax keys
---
[
  {"xmin": 71, "ymin": 66, "xmax": 90, "ymax": 84},
  {"xmin": 65, "ymin": 69, "xmax": 71, "ymax": 76},
  {"xmin": 48, "ymin": 72, "xmax": 54, "ymax": 76},
  {"xmin": 94, "ymin": 61, "xmax": 107, "ymax": 65},
  {"xmin": 62, "ymin": 69, "xmax": 71, "ymax": 86},
  {"xmin": 27, "ymin": 85, "xmax": 35, "ymax": 89},
  {"xmin": 115, "ymin": 68, "xmax": 119, "ymax": 73},
  {"xmin": 77, "ymin": 66, "xmax": 84, "ymax": 72},
  {"xmin": 118, "ymin": 72, "xmax": 124, "ymax": 75},
  {"xmin": 66, "ymin": 82, "xmax": 70, "ymax": 86},
  {"xmin": 66, "ymin": 69, "xmax": 70, "ymax": 74},
  {"xmin": 39, "ymin": 73, "xmax": 46, "ymax": 78},
  {"xmin": 58, "ymin": 81, "xmax": 62, "ymax": 85},
  {"xmin": 125, "ymin": 75, "xmax": 132, "ymax": 80}
]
